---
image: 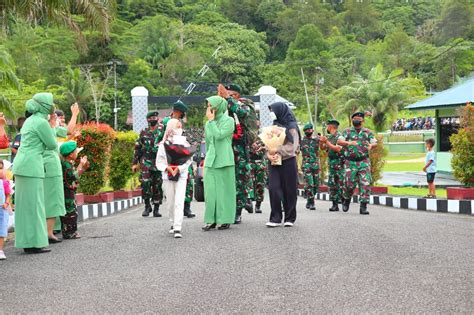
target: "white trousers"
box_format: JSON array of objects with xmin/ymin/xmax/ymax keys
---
[{"xmin": 164, "ymin": 177, "xmax": 186, "ymax": 232}]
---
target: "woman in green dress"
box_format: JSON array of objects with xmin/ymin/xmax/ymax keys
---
[
  {"xmin": 12, "ymin": 93, "xmax": 57, "ymax": 253},
  {"xmin": 202, "ymin": 96, "xmax": 236, "ymax": 231}
]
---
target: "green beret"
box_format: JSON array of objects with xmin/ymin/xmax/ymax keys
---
[
  {"xmin": 303, "ymin": 123, "xmax": 313, "ymax": 131},
  {"xmin": 327, "ymin": 119, "xmax": 340, "ymax": 126},
  {"xmin": 173, "ymin": 100, "xmax": 188, "ymax": 113},
  {"xmin": 351, "ymin": 112, "xmax": 365, "ymax": 119},
  {"xmin": 60, "ymin": 141, "xmax": 79, "ymax": 157},
  {"xmin": 225, "ymin": 83, "xmax": 242, "ymax": 94},
  {"xmin": 146, "ymin": 111, "xmax": 159, "ymax": 119}
]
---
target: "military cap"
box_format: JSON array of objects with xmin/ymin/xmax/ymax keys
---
[
  {"xmin": 146, "ymin": 111, "xmax": 159, "ymax": 119},
  {"xmin": 173, "ymin": 100, "xmax": 188, "ymax": 113},
  {"xmin": 327, "ymin": 119, "xmax": 340, "ymax": 126},
  {"xmin": 60, "ymin": 141, "xmax": 82, "ymax": 157},
  {"xmin": 225, "ymin": 83, "xmax": 242, "ymax": 94},
  {"xmin": 303, "ymin": 122, "xmax": 314, "ymax": 130},
  {"xmin": 351, "ymin": 111, "xmax": 365, "ymax": 119}
]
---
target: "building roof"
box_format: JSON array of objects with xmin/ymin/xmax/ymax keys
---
[{"xmin": 405, "ymin": 78, "xmax": 474, "ymax": 110}]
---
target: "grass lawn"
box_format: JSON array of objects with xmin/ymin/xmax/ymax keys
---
[
  {"xmin": 387, "ymin": 186, "xmax": 447, "ymax": 198},
  {"xmin": 385, "ymin": 153, "xmax": 425, "ymax": 161},
  {"xmin": 383, "ymin": 162, "xmax": 425, "ymax": 172}
]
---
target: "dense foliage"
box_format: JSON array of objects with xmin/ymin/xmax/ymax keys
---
[
  {"xmin": 0, "ymin": 0, "xmax": 473, "ymax": 131},
  {"xmin": 369, "ymin": 134, "xmax": 388, "ymax": 184},
  {"xmin": 109, "ymin": 131, "xmax": 137, "ymax": 190},
  {"xmin": 450, "ymin": 104, "xmax": 474, "ymax": 187}
]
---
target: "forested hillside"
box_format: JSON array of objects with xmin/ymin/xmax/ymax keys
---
[{"xmin": 1, "ymin": 0, "xmax": 473, "ymax": 130}]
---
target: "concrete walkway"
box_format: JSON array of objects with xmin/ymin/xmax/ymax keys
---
[{"xmin": 380, "ymin": 171, "xmax": 462, "ymax": 187}]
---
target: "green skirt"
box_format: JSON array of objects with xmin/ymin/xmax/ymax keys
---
[
  {"xmin": 44, "ymin": 176, "xmax": 66, "ymax": 218},
  {"xmin": 14, "ymin": 176, "xmax": 48, "ymax": 248},
  {"xmin": 204, "ymin": 166, "xmax": 236, "ymax": 224}
]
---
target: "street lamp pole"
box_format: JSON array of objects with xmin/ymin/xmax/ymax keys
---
[{"xmin": 314, "ymin": 66, "xmax": 324, "ymax": 130}]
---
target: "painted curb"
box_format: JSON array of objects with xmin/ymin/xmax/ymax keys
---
[
  {"xmin": 77, "ymin": 197, "xmax": 143, "ymax": 222},
  {"xmin": 298, "ymin": 190, "xmax": 473, "ymax": 215}
]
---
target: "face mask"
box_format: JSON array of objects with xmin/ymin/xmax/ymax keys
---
[
  {"xmin": 304, "ymin": 131, "xmax": 313, "ymax": 137},
  {"xmin": 352, "ymin": 119, "xmax": 362, "ymax": 127},
  {"xmin": 326, "ymin": 129, "xmax": 331, "ymax": 134},
  {"xmin": 148, "ymin": 120, "xmax": 158, "ymax": 127},
  {"xmin": 269, "ymin": 112, "xmax": 277, "ymax": 121}
]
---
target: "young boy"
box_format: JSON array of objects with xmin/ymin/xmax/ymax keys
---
[
  {"xmin": 59, "ymin": 141, "xmax": 89, "ymax": 239},
  {"xmin": 0, "ymin": 160, "xmax": 12, "ymax": 260},
  {"xmin": 423, "ymin": 138, "xmax": 437, "ymax": 198}
]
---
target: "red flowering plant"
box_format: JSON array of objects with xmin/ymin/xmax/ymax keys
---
[{"xmin": 75, "ymin": 123, "xmax": 116, "ymax": 195}]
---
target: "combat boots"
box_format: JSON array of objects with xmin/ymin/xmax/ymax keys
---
[
  {"xmin": 329, "ymin": 201, "xmax": 339, "ymax": 212},
  {"xmin": 183, "ymin": 202, "xmax": 196, "ymax": 218},
  {"xmin": 142, "ymin": 199, "xmax": 152, "ymax": 217},
  {"xmin": 305, "ymin": 198, "xmax": 311, "ymax": 209},
  {"xmin": 153, "ymin": 203, "xmax": 162, "ymax": 217},
  {"xmin": 359, "ymin": 202, "xmax": 370, "ymax": 215},
  {"xmin": 308, "ymin": 198, "xmax": 316, "ymax": 210},
  {"xmin": 255, "ymin": 201, "xmax": 262, "ymax": 214},
  {"xmin": 234, "ymin": 208, "xmax": 242, "ymax": 224},
  {"xmin": 342, "ymin": 198, "xmax": 350, "ymax": 212},
  {"xmin": 245, "ymin": 200, "xmax": 254, "ymax": 214}
]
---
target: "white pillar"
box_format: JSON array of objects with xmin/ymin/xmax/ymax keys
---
[
  {"xmin": 258, "ymin": 85, "xmax": 277, "ymax": 128},
  {"xmin": 131, "ymin": 86, "xmax": 149, "ymax": 133}
]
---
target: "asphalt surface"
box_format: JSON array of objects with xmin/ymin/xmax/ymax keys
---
[{"xmin": 1, "ymin": 197, "xmax": 473, "ymax": 313}]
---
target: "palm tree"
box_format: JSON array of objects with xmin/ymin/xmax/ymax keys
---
[
  {"xmin": 0, "ymin": 47, "xmax": 20, "ymax": 116},
  {"xmin": 0, "ymin": 0, "xmax": 116, "ymax": 50},
  {"xmin": 62, "ymin": 67, "xmax": 91, "ymax": 121}
]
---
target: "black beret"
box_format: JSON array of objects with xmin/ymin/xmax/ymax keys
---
[{"xmin": 351, "ymin": 112, "xmax": 365, "ymax": 119}]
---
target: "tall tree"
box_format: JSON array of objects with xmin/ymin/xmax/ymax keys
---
[
  {"xmin": 0, "ymin": 47, "xmax": 20, "ymax": 116},
  {"xmin": 436, "ymin": 0, "xmax": 474, "ymax": 44}
]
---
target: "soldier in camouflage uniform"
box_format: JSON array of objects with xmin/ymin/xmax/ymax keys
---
[
  {"xmin": 219, "ymin": 84, "xmax": 259, "ymax": 224},
  {"xmin": 132, "ymin": 111, "xmax": 163, "ymax": 217},
  {"xmin": 250, "ymin": 138, "xmax": 267, "ymax": 213},
  {"xmin": 162, "ymin": 101, "xmax": 196, "ymax": 218},
  {"xmin": 300, "ymin": 123, "xmax": 320, "ymax": 210},
  {"xmin": 59, "ymin": 141, "xmax": 89, "ymax": 239},
  {"xmin": 337, "ymin": 112, "xmax": 377, "ymax": 215},
  {"xmin": 320, "ymin": 120, "xmax": 344, "ymax": 212}
]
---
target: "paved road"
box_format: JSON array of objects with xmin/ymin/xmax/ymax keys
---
[
  {"xmin": 1, "ymin": 197, "xmax": 473, "ymax": 313},
  {"xmin": 380, "ymin": 171, "xmax": 461, "ymax": 187}
]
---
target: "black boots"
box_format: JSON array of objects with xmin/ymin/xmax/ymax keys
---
[
  {"xmin": 142, "ymin": 199, "xmax": 152, "ymax": 216},
  {"xmin": 245, "ymin": 200, "xmax": 254, "ymax": 213},
  {"xmin": 360, "ymin": 202, "xmax": 370, "ymax": 215},
  {"xmin": 153, "ymin": 203, "xmax": 162, "ymax": 217},
  {"xmin": 306, "ymin": 198, "xmax": 316, "ymax": 210},
  {"xmin": 234, "ymin": 208, "xmax": 242, "ymax": 224},
  {"xmin": 342, "ymin": 198, "xmax": 350, "ymax": 212},
  {"xmin": 329, "ymin": 201, "xmax": 339, "ymax": 212},
  {"xmin": 183, "ymin": 202, "xmax": 196, "ymax": 218},
  {"xmin": 255, "ymin": 201, "xmax": 262, "ymax": 213}
]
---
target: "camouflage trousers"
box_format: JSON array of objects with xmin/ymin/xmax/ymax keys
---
[
  {"xmin": 302, "ymin": 164, "xmax": 319, "ymax": 199},
  {"xmin": 250, "ymin": 159, "xmax": 266, "ymax": 203},
  {"xmin": 140, "ymin": 167, "xmax": 163, "ymax": 205},
  {"xmin": 185, "ymin": 165, "xmax": 194, "ymax": 203},
  {"xmin": 234, "ymin": 145, "xmax": 252, "ymax": 210},
  {"xmin": 328, "ymin": 161, "xmax": 345, "ymax": 203},
  {"xmin": 343, "ymin": 159, "xmax": 372, "ymax": 204}
]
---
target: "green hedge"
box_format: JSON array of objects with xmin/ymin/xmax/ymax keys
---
[{"xmin": 109, "ymin": 131, "xmax": 137, "ymax": 191}]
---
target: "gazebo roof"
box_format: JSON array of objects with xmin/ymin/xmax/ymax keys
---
[{"xmin": 405, "ymin": 78, "xmax": 474, "ymax": 110}]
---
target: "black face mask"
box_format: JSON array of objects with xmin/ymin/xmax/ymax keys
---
[
  {"xmin": 148, "ymin": 120, "xmax": 158, "ymax": 127},
  {"xmin": 326, "ymin": 129, "xmax": 331, "ymax": 134},
  {"xmin": 304, "ymin": 131, "xmax": 313, "ymax": 137},
  {"xmin": 352, "ymin": 119, "xmax": 362, "ymax": 127}
]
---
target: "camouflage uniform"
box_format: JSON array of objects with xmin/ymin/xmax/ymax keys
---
[
  {"xmin": 300, "ymin": 135, "xmax": 320, "ymax": 200},
  {"xmin": 327, "ymin": 131, "xmax": 345, "ymax": 203},
  {"xmin": 60, "ymin": 160, "xmax": 79, "ymax": 239},
  {"xmin": 340, "ymin": 127, "xmax": 375, "ymax": 204},
  {"xmin": 250, "ymin": 140, "xmax": 267, "ymax": 205},
  {"xmin": 133, "ymin": 127, "xmax": 163, "ymax": 205}
]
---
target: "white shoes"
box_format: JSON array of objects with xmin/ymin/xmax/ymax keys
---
[
  {"xmin": 0, "ymin": 250, "xmax": 6, "ymax": 260},
  {"xmin": 266, "ymin": 222, "xmax": 282, "ymax": 228},
  {"xmin": 283, "ymin": 222, "xmax": 294, "ymax": 227},
  {"xmin": 173, "ymin": 231, "xmax": 182, "ymax": 239},
  {"xmin": 169, "ymin": 226, "xmax": 174, "ymax": 234}
]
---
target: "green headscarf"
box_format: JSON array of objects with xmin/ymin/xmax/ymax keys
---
[
  {"xmin": 26, "ymin": 93, "xmax": 54, "ymax": 116},
  {"xmin": 206, "ymin": 96, "xmax": 228, "ymax": 121}
]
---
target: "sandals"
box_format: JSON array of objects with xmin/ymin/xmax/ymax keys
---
[{"xmin": 63, "ymin": 232, "xmax": 81, "ymax": 239}]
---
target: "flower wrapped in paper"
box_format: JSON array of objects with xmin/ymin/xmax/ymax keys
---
[
  {"xmin": 164, "ymin": 135, "xmax": 196, "ymax": 181},
  {"xmin": 258, "ymin": 126, "xmax": 286, "ymax": 165}
]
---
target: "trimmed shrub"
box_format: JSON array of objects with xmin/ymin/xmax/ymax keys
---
[
  {"xmin": 76, "ymin": 123, "xmax": 116, "ymax": 195},
  {"xmin": 109, "ymin": 131, "xmax": 138, "ymax": 191},
  {"xmin": 370, "ymin": 134, "xmax": 388, "ymax": 184},
  {"xmin": 450, "ymin": 103, "xmax": 474, "ymax": 187},
  {"xmin": 319, "ymin": 148, "xmax": 328, "ymax": 183}
]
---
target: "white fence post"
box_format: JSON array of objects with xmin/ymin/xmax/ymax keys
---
[{"xmin": 131, "ymin": 86, "xmax": 149, "ymax": 133}]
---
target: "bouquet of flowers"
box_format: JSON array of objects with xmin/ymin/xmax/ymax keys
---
[
  {"xmin": 258, "ymin": 126, "xmax": 286, "ymax": 165},
  {"xmin": 164, "ymin": 135, "xmax": 196, "ymax": 181}
]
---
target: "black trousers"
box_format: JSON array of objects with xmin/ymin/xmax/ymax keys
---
[{"xmin": 268, "ymin": 157, "xmax": 298, "ymax": 223}]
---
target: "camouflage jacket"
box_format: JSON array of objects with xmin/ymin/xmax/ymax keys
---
[
  {"xmin": 327, "ymin": 131, "xmax": 344, "ymax": 162},
  {"xmin": 61, "ymin": 159, "xmax": 78, "ymax": 201},
  {"xmin": 227, "ymin": 97, "xmax": 259, "ymax": 149},
  {"xmin": 132, "ymin": 127, "xmax": 163, "ymax": 168},
  {"xmin": 301, "ymin": 135, "xmax": 320, "ymax": 167},
  {"xmin": 340, "ymin": 127, "xmax": 375, "ymax": 160}
]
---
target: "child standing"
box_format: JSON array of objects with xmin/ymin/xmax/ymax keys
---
[
  {"xmin": 59, "ymin": 141, "xmax": 89, "ymax": 239},
  {"xmin": 156, "ymin": 119, "xmax": 193, "ymax": 239},
  {"xmin": 0, "ymin": 160, "xmax": 12, "ymax": 260},
  {"xmin": 423, "ymin": 138, "xmax": 437, "ymax": 198}
]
